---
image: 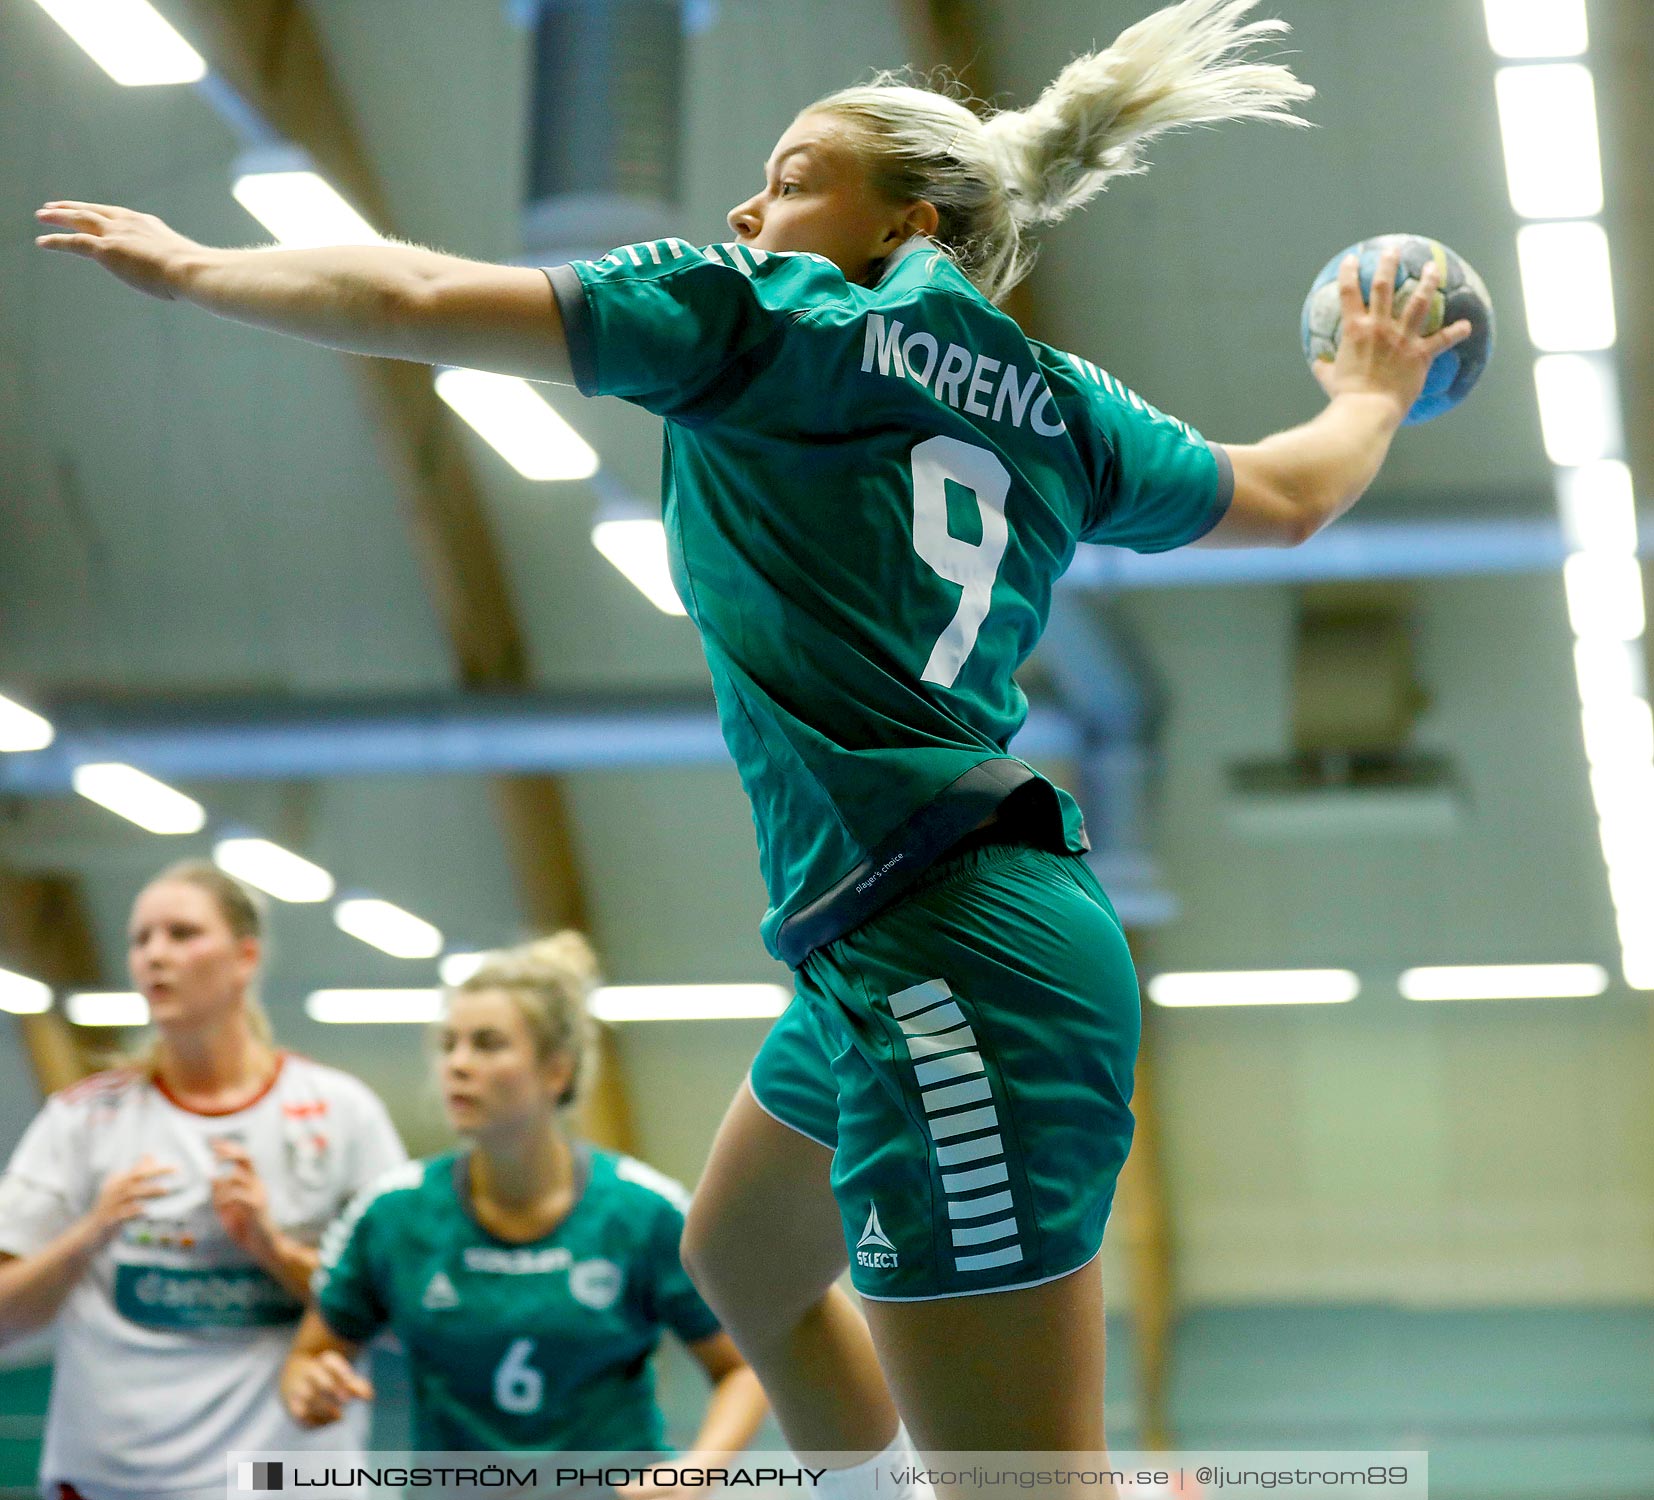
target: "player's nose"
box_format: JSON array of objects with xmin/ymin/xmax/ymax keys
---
[{"xmin": 727, "ymin": 197, "xmax": 760, "ymax": 239}]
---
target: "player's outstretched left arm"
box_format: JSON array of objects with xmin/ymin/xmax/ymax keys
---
[
  {"xmin": 1204, "ymin": 245, "xmax": 1473, "ymax": 548},
  {"xmin": 34, "ymin": 202, "xmax": 572, "ymax": 384}
]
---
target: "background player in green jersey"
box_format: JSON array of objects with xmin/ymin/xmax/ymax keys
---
[
  {"xmin": 37, "ymin": 0, "xmax": 1472, "ymax": 1487},
  {"xmin": 279, "ymin": 936, "xmax": 766, "ymax": 1479}
]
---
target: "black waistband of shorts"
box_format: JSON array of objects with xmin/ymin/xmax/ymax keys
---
[{"xmin": 774, "ymin": 761, "xmax": 1076, "ymax": 966}]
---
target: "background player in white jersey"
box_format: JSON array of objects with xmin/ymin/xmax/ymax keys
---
[
  {"xmin": 0, "ymin": 861, "xmax": 406, "ymax": 1500},
  {"xmin": 280, "ymin": 934, "xmax": 767, "ymax": 1489},
  {"xmin": 33, "ymin": 0, "xmax": 1471, "ymax": 1491}
]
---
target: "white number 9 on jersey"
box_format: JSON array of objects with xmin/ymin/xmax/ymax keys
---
[{"xmin": 909, "ymin": 436, "xmax": 1011, "ymax": 689}]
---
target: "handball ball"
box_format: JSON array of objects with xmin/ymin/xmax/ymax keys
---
[{"xmin": 1301, "ymin": 233, "xmax": 1495, "ymax": 425}]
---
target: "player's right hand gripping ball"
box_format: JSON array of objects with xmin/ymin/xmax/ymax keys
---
[{"xmin": 1301, "ymin": 233, "xmax": 1495, "ymax": 425}]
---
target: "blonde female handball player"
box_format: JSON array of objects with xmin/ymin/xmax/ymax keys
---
[
  {"xmin": 280, "ymin": 936, "xmax": 767, "ymax": 1486},
  {"xmin": 0, "ymin": 862, "xmax": 405, "ymax": 1500},
  {"xmin": 34, "ymin": 0, "xmax": 1470, "ymax": 1487}
]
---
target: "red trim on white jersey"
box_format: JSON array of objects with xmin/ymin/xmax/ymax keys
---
[{"xmin": 151, "ymin": 1051, "xmax": 288, "ymax": 1117}]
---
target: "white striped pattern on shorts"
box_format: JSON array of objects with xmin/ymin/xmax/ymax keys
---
[{"xmin": 888, "ymin": 977, "xmax": 1023, "ymax": 1274}]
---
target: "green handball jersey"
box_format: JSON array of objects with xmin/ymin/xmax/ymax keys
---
[
  {"xmin": 313, "ymin": 1146, "xmax": 721, "ymax": 1453},
  {"xmin": 547, "ymin": 237, "xmax": 1231, "ymax": 963}
]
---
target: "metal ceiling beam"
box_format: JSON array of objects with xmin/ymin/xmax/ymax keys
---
[
  {"xmin": 163, "ymin": 0, "xmax": 631, "ymax": 1150},
  {"xmin": 1072, "ymin": 516, "xmax": 1646, "ymax": 590},
  {"xmin": 0, "ymin": 692, "xmax": 1080, "ymax": 792}
]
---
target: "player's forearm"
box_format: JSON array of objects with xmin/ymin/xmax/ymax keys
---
[
  {"xmin": 681, "ymin": 1367, "xmax": 768, "ymax": 1466},
  {"xmin": 1250, "ymin": 390, "xmax": 1406, "ymax": 538},
  {"xmin": 170, "ymin": 243, "xmax": 474, "ymax": 362},
  {"xmin": 0, "ymin": 1220, "xmax": 104, "ymax": 1342},
  {"xmin": 252, "ymin": 1231, "xmax": 320, "ymax": 1304}
]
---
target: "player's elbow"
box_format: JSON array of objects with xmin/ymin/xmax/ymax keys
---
[
  {"xmin": 1266, "ymin": 465, "xmax": 1331, "ymax": 547},
  {"xmin": 1279, "ymin": 494, "xmax": 1325, "ymax": 547},
  {"xmin": 1217, "ymin": 447, "xmax": 1324, "ymax": 548}
]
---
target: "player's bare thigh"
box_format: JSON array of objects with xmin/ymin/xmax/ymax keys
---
[
  {"xmin": 682, "ymin": 1080, "xmax": 848, "ymax": 1327},
  {"xmin": 862, "ymin": 1256, "xmax": 1111, "ymax": 1479},
  {"xmin": 684, "ymin": 1082, "xmax": 905, "ymax": 1457}
]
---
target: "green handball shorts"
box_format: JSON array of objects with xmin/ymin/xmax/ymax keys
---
[{"xmin": 749, "ymin": 843, "xmax": 1141, "ymax": 1301}]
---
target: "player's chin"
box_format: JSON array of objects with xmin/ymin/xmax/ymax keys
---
[{"xmin": 442, "ymin": 1097, "xmax": 483, "ymax": 1130}]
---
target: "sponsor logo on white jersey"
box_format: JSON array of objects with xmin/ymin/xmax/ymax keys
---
[
  {"xmin": 856, "ymin": 1203, "xmax": 898, "ymax": 1269},
  {"xmin": 420, "ymin": 1271, "xmax": 460, "ymax": 1310}
]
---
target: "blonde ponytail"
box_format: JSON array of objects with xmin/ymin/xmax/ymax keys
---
[{"xmin": 814, "ymin": 0, "xmax": 1313, "ymax": 302}]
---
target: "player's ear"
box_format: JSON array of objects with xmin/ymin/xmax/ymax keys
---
[
  {"xmin": 886, "ymin": 199, "xmax": 939, "ymax": 246},
  {"xmin": 541, "ymin": 1049, "xmax": 577, "ymax": 1107}
]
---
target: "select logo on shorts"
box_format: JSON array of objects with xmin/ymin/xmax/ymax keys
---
[
  {"xmin": 237, "ymin": 1460, "xmax": 283, "ymax": 1491},
  {"xmin": 856, "ymin": 1203, "xmax": 898, "ymax": 1269}
]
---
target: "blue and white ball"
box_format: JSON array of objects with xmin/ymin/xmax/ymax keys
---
[{"xmin": 1301, "ymin": 233, "xmax": 1495, "ymax": 425}]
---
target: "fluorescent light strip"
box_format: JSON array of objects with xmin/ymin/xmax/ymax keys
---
[
  {"xmin": 1579, "ymin": 697, "xmax": 1653, "ymax": 770},
  {"xmin": 1598, "ymin": 810, "xmax": 1653, "ymax": 875},
  {"xmin": 1590, "ymin": 763, "xmax": 1654, "ymax": 824},
  {"xmin": 306, "ymin": 989, "xmax": 442, "ymax": 1024},
  {"xmin": 1559, "ymin": 461, "xmax": 1638, "ymax": 557},
  {"xmin": 66, "ymin": 991, "xmax": 149, "ymax": 1026},
  {"xmin": 231, "ymin": 171, "xmax": 382, "ymax": 249},
  {"xmin": 1483, "ymin": 28, "xmax": 1647, "ymax": 998},
  {"xmin": 1494, "ymin": 65, "xmax": 1603, "ymax": 219},
  {"xmin": 1574, "ymin": 638, "xmax": 1647, "ymax": 707},
  {"xmin": 303, "ymin": 982, "xmax": 792, "ymax": 1023},
  {"xmin": 1516, "ymin": 222, "xmax": 1615, "ymax": 352},
  {"xmin": 1146, "ymin": 970, "xmax": 1359, "ymax": 1008},
  {"xmin": 1400, "ymin": 963, "xmax": 1608, "ymax": 1001},
  {"xmin": 30, "ymin": 0, "xmax": 206, "ymax": 86},
  {"xmin": 213, "ymin": 838, "xmax": 335, "ymax": 903},
  {"xmin": 1563, "ymin": 552, "xmax": 1647, "ymax": 642},
  {"xmin": 589, "ymin": 984, "xmax": 790, "ymax": 1022},
  {"xmin": 434, "ymin": 369, "xmax": 599, "ymax": 481},
  {"xmin": 1483, "ymin": 0, "xmax": 1588, "ymax": 59},
  {"xmin": 0, "ymin": 968, "xmax": 52, "ymax": 1015},
  {"xmin": 0, "ymin": 692, "xmax": 54, "ymax": 752},
  {"xmin": 333, "ymin": 898, "xmax": 443, "ymax": 959},
  {"xmin": 1608, "ymin": 864, "xmax": 1654, "ymax": 927},
  {"xmin": 591, "ymin": 518, "xmax": 687, "ymax": 616},
  {"xmin": 439, "ymin": 951, "xmax": 489, "ymax": 986},
  {"xmin": 1534, "ymin": 355, "xmax": 1622, "ymax": 467},
  {"xmin": 72, "ymin": 762, "xmax": 206, "ymax": 834}
]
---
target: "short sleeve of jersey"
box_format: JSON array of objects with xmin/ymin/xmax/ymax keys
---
[
  {"xmin": 340, "ymin": 1083, "xmax": 407, "ymax": 1192},
  {"xmin": 545, "ymin": 240, "xmax": 844, "ymax": 422},
  {"xmin": 1069, "ymin": 360, "xmax": 1235, "ymax": 553},
  {"xmin": 313, "ymin": 1172, "xmax": 405, "ymax": 1344},
  {"xmin": 641, "ymin": 1194, "xmax": 722, "ymax": 1345},
  {"xmin": 0, "ymin": 1098, "xmax": 90, "ymax": 1257}
]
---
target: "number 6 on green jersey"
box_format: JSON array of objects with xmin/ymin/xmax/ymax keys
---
[
  {"xmin": 493, "ymin": 1337, "xmax": 544, "ymax": 1415},
  {"xmin": 910, "ymin": 435, "xmax": 1011, "ymax": 688}
]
